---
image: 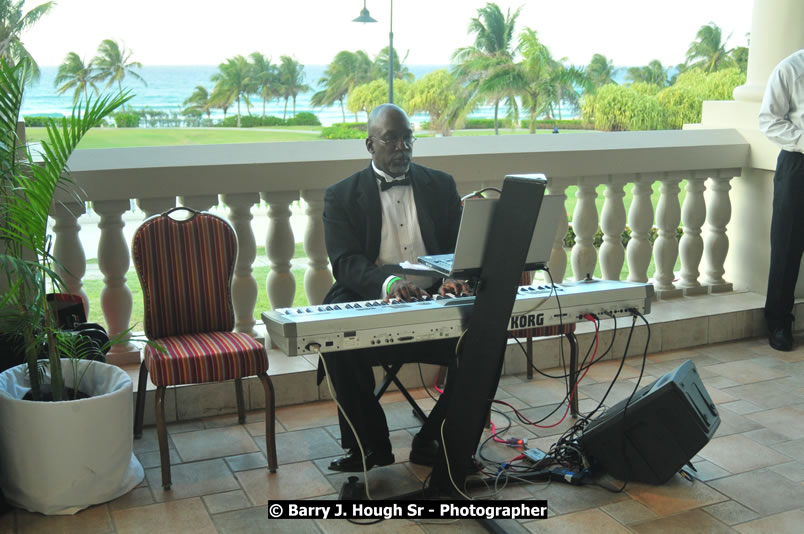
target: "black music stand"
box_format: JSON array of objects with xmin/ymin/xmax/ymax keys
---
[{"xmin": 428, "ymin": 173, "xmax": 547, "ymax": 495}]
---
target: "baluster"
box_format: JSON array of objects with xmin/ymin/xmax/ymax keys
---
[
  {"xmin": 702, "ymin": 174, "xmax": 734, "ymax": 291},
  {"xmin": 653, "ymin": 176, "xmax": 682, "ymax": 295},
  {"xmin": 136, "ymin": 198, "xmax": 175, "ymax": 218},
  {"xmin": 94, "ymin": 199, "xmax": 138, "ymax": 365},
  {"xmin": 301, "ymin": 189, "xmax": 332, "ymax": 305},
  {"xmin": 261, "ymin": 191, "xmax": 298, "ymax": 310},
  {"xmin": 179, "ymin": 195, "xmax": 217, "ymax": 212},
  {"xmin": 51, "ymin": 201, "xmax": 88, "ymax": 315},
  {"xmin": 626, "ymin": 177, "xmax": 655, "ymax": 283},
  {"xmin": 545, "ymin": 181, "xmax": 569, "ymax": 283},
  {"xmin": 570, "ymin": 180, "xmax": 598, "ymax": 281},
  {"xmin": 600, "ymin": 178, "xmax": 627, "ymax": 280},
  {"xmin": 678, "ymin": 175, "xmax": 708, "ymax": 293},
  {"xmin": 222, "ymin": 193, "xmax": 260, "ymax": 337}
]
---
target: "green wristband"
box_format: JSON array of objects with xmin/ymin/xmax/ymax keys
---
[{"xmin": 386, "ymin": 276, "xmax": 401, "ymax": 296}]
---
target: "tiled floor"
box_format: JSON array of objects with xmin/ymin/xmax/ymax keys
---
[{"xmin": 4, "ymin": 334, "xmax": 804, "ymax": 533}]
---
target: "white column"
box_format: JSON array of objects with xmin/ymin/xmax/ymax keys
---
[
  {"xmin": 51, "ymin": 201, "xmax": 88, "ymax": 316},
  {"xmin": 653, "ymin": 176, "xmax": 683, "ymax": 295},
  {"xmin": 733, "ymin": 0, "xmax": 804, "ymax": 104},
  {"xmin": 678, "ymin": 176, "xmax": 708, "ymax": 293},
  {"xmin": 135, "ymin": 197, "xmax": 175, "ymax": 218},
  {"xmin": 570, "ymin": 180, "xmax": 598, "ymax": 281},
  {"xmin": 301, "ymin": 189, "xmax": 332, "ymax": 305},
  {"xmin": 599, "ymin": 179, "xmax": 627, "ymax": 280},
  {"xmin": 702, "ymin": 174, "xmax": 734, "ymax": 291},
  {"xmin": 545, "ymin": 181, "xmax": 569, "ymax": 283},
  {"xmin": 94, "ymin": 199, "xmax": 138, "ymax": 365},
  {"xmin": 261, "ymin": 191, "xmax": 299, "ymax": 310},
  {"xmin": 222, "ymin": 193, "xmax": 260, "ymax": 337},
  {"xmin": 626, "ymin": 177, "xmax": 655, "ymax": 283}
]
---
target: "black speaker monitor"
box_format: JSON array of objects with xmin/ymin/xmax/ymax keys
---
[{"xmin": 577, "ymin": 360, "xmax": 720, "ymax": 485}]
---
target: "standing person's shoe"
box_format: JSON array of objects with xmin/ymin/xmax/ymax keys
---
[
  {"xmin": 769, "ymin": 326, "xmax": 793, "ymax": 351},
  {"xmin": 409, "ymin": 433, "xmax": 440, "ymax": 466}
]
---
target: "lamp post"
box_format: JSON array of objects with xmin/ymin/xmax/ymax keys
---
[{"xmin": 354, "ymin": 0, "xmax": 394, "ymax": 104}]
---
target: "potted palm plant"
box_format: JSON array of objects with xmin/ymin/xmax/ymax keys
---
[{"xmin": 0, "ymin": 57, "xmax": 141, "ymax": 515}]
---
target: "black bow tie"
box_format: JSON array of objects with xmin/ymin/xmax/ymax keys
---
[{"xmin": 378, "ymin": 175, "xmax": 411, "ymax": 191}]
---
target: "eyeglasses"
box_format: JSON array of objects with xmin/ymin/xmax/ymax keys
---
[{"xmin": 372, "ymin": 135, "xmax": 417, "ymax": 148}]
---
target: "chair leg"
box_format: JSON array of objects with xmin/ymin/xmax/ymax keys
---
[
  {"xmin": 258, "ymin": 373, "xmax": 278, "ymax": 473},
  {"xmin": 567, "ymin": 333, "xmax": 580, "ymax": 417},
  {"xmin": 134, "ymin": 360, "xmax": 148, "ymax": 439},
  {"xmin": 234, "ymin": 378, "xmax": 246, "ymax": 424},
  {"xmin": 526, "ymin": 334, "xmax": 534, "ymax": 380},
  {"xmin": 155, "ymin": 386, "xmax": 172, "ymax": 489}
]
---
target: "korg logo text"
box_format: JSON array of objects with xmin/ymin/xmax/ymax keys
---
[{"xmin": 510, "ymin": 313, "xmax": 544, "ymax": 329}]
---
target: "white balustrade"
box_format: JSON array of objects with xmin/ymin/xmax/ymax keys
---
[
  {"xmin": 222, "ymin": 193, "xmax": 260, "ymax": 337},
  {"xmin": 545, "ymin": 181, "xmax": 569, "ymax": 284},
  {"xmin": 301, "ymin": 190, "xmax": 332, "ymax": 306},
  {"xmin": 571, "ymin": 180, "xmax": 599, "ymax": 281},
  {"xmin": 678, "ymin": 176, "xmax": 708, "ymax": 292},
  {"xmin": 653, "ymin": 176, "xmax": 683, "ymax": 295},
  {"xmin": 600, "ymin": 179, "xmax": 627, "ymax": 280},
  {"xmin": 702, "ymin": 175, "xmax": 734, "ymax": 291},
  {"xmin": 51, "ymin": 201, "xmax": 88, "ymax": 315},
  {"xmin": 94, "ymin": 199, "xmax": 138, "ymax": 365},
  {"xmin": 262, "ymin": 191, "xmax": 299, "ymax": 310},
  {"xmin": 626, "ymin": 177, "xmax": 655, "ymax": 283},
  {"xmin": 136, "ymin": 198, "xmax": 175, "ymax": 218}
]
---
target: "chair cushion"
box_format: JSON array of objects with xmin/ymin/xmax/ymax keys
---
[{"xmin": 144, "ymin": 331, "xmax": 268, "ymax": 386}]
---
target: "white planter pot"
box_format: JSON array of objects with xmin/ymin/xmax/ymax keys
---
[{"xmin": 0, "ymin": 359, "xmax": 143, "ymax": 515}]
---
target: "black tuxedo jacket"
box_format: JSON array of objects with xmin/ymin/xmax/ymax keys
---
[{"xmin": 322, "ymin": 162, "xmax": 462, "ymax": 304}]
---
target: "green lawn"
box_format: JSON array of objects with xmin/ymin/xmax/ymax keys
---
[{"xmin": 24, "ymin": 127, "xmax": 323, "ymax": 148}]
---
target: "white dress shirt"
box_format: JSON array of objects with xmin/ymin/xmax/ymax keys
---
[
  {"xmin": 759, "ymin": 49, "xmax": 804, "ymax": 153},
  {"xmin": 372, "ymin": 161, "xmax": 431, "ymax": 297}
]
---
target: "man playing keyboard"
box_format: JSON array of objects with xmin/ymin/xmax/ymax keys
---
[{"xmin": 320, "ymin": 103, "xmax": 469, "ymax": 472}]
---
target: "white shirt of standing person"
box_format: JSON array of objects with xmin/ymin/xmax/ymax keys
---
[
  {"xmin": 371, "ymin": 161, "xmax": 432, "ymax": 297},
  {"xmin": 759, "ymin": 49, "xmax": 804, "ymax": 154}
]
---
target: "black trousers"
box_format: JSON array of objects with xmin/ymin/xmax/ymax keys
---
[
  {"xmin": 322, "ymin": 337, "xmax": 458, "ymax": 452},
  {"xmin": 765, "ymin": 150, "xmax": 804, "ymax": 330}
]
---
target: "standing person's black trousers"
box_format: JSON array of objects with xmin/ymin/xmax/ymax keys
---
[{"xmin": 765, "ymin": 149, "xmax": 804, "ymax": 331}]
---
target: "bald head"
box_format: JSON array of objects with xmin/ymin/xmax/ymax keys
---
[{"xmin": 366, "ymin": 104, "xmax": 413, "ymax": 177}]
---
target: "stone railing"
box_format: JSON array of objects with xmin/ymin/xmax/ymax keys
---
[{"xmin": 53, "ymin": 129, "xmax": 749, "ymax": 364}]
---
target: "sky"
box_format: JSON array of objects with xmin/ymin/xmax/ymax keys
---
[{"xmin": 22, "ymin": 0, "xmax": 754, "ymax": 68}]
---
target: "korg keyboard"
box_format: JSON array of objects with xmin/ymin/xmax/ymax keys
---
[{"xmin": 262, "ymin": 280, "xmax": 653, "ymax": 356}]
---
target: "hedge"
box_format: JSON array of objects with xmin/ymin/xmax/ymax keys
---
[
  {"xmin": 285, "ymin": 112, "xmax": 321, "ymax": 126},
  {"xmin": 522, "ymin": 119, "xmax": 585, "ymax": 130},
  {"xmin": 320, "ymin": 124, "xmax": 365, "ymax": 139},
  {"xmin": 218, "ymin": 113, "xmax": 321, "ymax": 128},
  {"xmin": 23, "ymin": 115, "xmax": 61, "ymax": 127},
  {"xmin": 113, "ymin": 112, "xmax": 141, "ymax": 128}
]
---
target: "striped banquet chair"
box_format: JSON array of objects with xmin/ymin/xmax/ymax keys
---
[{"xmin": 132, "ymin": 207, "xmax": 277, "ymax": 489}]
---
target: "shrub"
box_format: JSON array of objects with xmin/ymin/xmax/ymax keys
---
[
  {"xmin": 521, "ymin": 119, "xmax": 584, "ymax": 130},
  {"xmin": 320, "ymin": 124, "xmax": 365, "ymax": 140},
  {"xmin": 220, "ymin": 115, "xmax": 286, "ymax": 128},
  {"xmin": 22, "ymin": 115, "xmax": 60, "ymax": 127},
  {"xmin": 464, "ymin": 117, "xmax": 514, "ymax": 129},
  {"xmin": 332, "ymin": 121, "xmax": 367, "ymax": 131},
  {"xmin": 286, "ymin": 112, "xmax": 320, "ymax": 126},
  {"xmin": 563, "ymin": 224, "xmax": 682, "ymax": 248},
  {"xmin": 113, "ymin": 112, "xmax": 141, "ymax": 128}
]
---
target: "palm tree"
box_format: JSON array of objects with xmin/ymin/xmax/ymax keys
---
[
  {"xmin": 249, "ymin": 52, "xmax": 278, "ymax": 119},
  {"xmin": 0, "ymin": 0, "xmax": 53, "ymax": 81},
  {"xmin": 93, "ymin": 39, "xmax": 147, "ymax": 93},
  {"xmin": 277, "ymin": 56, "xmax": 309, "ymax": 120},
  {"xmin": 312, "ymin": 50, "xmax": 373, "ymax": 122},
  {"xmin": 586, "ymin": 53, "xmax": 617, "ymax": 90},
  {"xmin": 209, "ymin": 83, "xmax": 234, "ymax": 123},
  {"xmin": 626, "ymin": 59, "xmax": 670, "ymax": 86},
  {"xmin": 516, "ymin": 29, "xmax": 555, "ymax": 131},
  {"xmin": 211, "ymin": 55, "xmax": 254, "ymax": 127},
  {"xmin": 373, "ymin": 45, "xmax": 413, "ymax": 82},
  {"xmin": 53, "ymin": 52, "xmax": 98, "ymax": 105},
  {"xmin": 685, "ymin": 23, "xmax": 734, "ymax": 73},
  {"xmin": 452, "ymin": 2, "xmax": 521, "ymax": 135},
  {"xmin": 183, "ymin": 85, "xmax": 213, "ymax": 120}
]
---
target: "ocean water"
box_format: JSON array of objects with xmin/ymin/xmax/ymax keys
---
[{"xmin": 21, "ymin": 64, "xmax": 577, "ymax": 127}]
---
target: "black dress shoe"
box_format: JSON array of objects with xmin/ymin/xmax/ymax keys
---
[
  {"xmin": 409, "ymin": 433, "xmax": 440, "ymax": 466},
  {"xmin": 328, "ymin": 448, "xmax": 394, "ymax": 472},
  {"xmin": 769, "ymin": 327, "xmax": 793, "ymax": 352}
]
